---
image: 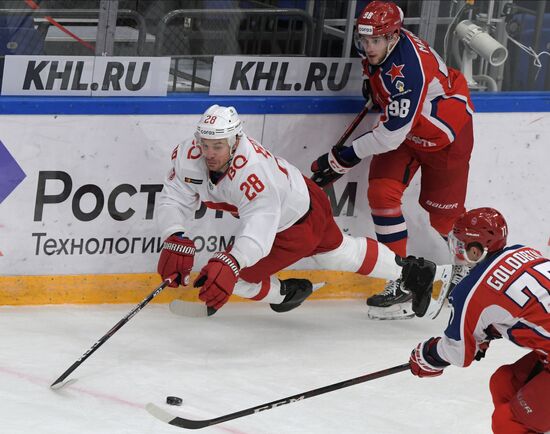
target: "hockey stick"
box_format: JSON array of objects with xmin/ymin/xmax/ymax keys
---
[
  {"xmin": 334, "ymin": 99, "xmax": 373, "ymax": 150},
  {"xmin": 50, "ymin": 273, "xmax": 178, "ymax": 390},
  {"xmin": 311, "ymin": 100, "xmax": 372, "ymax": 187},
  {"xmin": 146, "ymin": 362, "xmax": 410, "ymax": 430}
]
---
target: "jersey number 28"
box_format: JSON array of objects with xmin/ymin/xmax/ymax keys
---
[{"xmin": 240, "ymin": 174, "xmax": 265, "ymax": 201}]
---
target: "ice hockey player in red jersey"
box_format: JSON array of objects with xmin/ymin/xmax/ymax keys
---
[
  {"xmin": 311, "ymin": 0, "xmax": 474, "ymax": 320},
  {"xmin": 156, "ymin": 104, "xmax": 436, "ymax": 314},
  {"xmin": 409, "ymin": 207, "xmax": 550, "ymax": 434}
]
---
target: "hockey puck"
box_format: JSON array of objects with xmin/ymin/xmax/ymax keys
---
[{"xmin": 166, "ymin": 396, "xmax": 183, "ymax": 406}]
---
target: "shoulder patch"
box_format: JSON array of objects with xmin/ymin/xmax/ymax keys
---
[{"xmin": 184, "ymin": 177, "xmax": 203, "ymax": 185}]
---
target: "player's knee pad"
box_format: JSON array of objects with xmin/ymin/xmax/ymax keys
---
[
  {"xmin": 367, "ymin": 178, "xmax": 406, "ymax": 210},
  {"xmin": 312, "ymin": 235, "xmax": 365, "ymax": 272},
  {"xmin": 429, "ymin": 213, "xmax": 459, "ymax": 236}
]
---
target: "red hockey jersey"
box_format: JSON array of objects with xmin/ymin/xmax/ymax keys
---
[
  {"xmin": 436, "ymin": 245, "xmax": 550, "ymax": 368},
  {"xmin": 352, "ymin": 29, "xmax": 474, "ymax": 158}
]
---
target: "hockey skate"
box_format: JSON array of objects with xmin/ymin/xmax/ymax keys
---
[
  {"xmin": 366, "ymin": 279, "xmax": 415, "ymax": 320},
  {"xmin": 367, "ymin": 256, "xmax": 436, "ymax": 320},
  {"xmin": 270, "ymin": 279, "xmax": 313, "ymax": 313}
]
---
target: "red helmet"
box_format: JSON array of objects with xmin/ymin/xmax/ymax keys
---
[
  {"xmin": 356, "ymin": 1, "xmax": 404, "ymax": 37},
  {"xmin": 452, "ymin": 207, "xmax": 508, "ymax": 254}
]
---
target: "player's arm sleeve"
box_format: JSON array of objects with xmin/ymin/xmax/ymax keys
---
[
  {"xmin": 156, "ymin": 146, "xmax": 201, "ymax": 241},
  {"xmin": 435, "ymin": 294, "xmax": 483, "ymax": 368},
  {"xmin": 352, "ymin": 59, "xmax": 426, "ymax": 158},
  {"xmin": 229, "ymin": 164, "xmax": 282, "ymax": 269}
]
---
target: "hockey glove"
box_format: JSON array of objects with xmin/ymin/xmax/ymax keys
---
[
  {"xmin": 361, "ymin": 78, "xmax": 380, "ymax": 111},
  {"xmin": 410, "ymin": 337, "xmax": 450, "ymax": 378},
  {"xmin": 311, "ymin": 145, "xmax": 361, "ymax": 188},
  {"xmin": 474, "ymin": 341, "xmax": 490, "ymax": 361},
  {"xmin": 195, "ymin": 252, "xmax": 240, "ymax": 310},
  {"xmin": 157, "ymin": 234, "xmax": 196, "ymax": 287},
  {"xmin": 399, "ymin": 256, "xmax": 436, "ymax": 317},
  {"xmin": 362, "ymin": 78, "xmax": 372, "ymax": 102}
]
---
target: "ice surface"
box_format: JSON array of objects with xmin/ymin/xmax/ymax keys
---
[{"xmin": 0, "ymin": 300, "xmax": 527, "ymax": 433}]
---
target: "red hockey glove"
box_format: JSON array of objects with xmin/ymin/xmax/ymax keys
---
[
  {"xmin": 194, "ymin": 252, "xmax": 240, "ymax": 310},
  {"xmin": 410, "ymin": 337, "xmax": 450, "ymax": 378},
  {"xmin": 157, "ymin": 234, "xmax": 196, "ymax": 287}
]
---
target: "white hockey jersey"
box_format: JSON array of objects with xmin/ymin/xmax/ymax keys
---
[{"xmin": 157, "ymin": 134, "xmax": 310, "ymax": 269}]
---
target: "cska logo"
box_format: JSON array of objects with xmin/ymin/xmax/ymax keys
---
[{"xmin": 386, "ymin": 63, "xmax": 405, "ymax": 83}]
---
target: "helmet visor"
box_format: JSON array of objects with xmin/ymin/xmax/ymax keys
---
[{"xmin": 448, "ymin": 231, "xmax": 467, "ymax": 262}]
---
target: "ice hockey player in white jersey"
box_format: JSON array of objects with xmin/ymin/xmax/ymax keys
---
[{"xmin": 156, "ymin": 104, "xmax": 435, "ymax": 314}]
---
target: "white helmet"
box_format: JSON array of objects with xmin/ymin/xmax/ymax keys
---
[{"xmin": 195, "ymin": 105, "xmax": 243, "ymax": 152}]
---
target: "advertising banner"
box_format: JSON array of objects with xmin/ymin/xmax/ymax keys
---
[
  {"xmin": 1, "ymin": 56, "xmax": 170, "ymax": 96},
  {"xmin": 209, "ymin": 56, "xmax": 363, "ymax": 96},
  {"xmin": 0, "ymin": 112, "xmax": 548, "ymax": 277},
  {"xmin": 0, "ymin": 114, "xmax": 260, "ymax": 275}
]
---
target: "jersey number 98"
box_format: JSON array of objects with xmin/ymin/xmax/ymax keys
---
[{"xmin": 388, "ymin": 99, "xmax": 410, "ymax": 118}]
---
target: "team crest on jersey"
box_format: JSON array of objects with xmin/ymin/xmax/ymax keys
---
[
  {"xmin": 184, "ymin": 177, "xmax": 203, "ymax": 185},
  {"xmin": 386, "ymin": 63, "xmax": 405, "ymax": 83},
  {"xmin": 395, "ymin": 80, "xmax": 405, "ymax": 92}
]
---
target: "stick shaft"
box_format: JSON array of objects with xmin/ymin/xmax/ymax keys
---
[
  {"xmin": 148, "ymin": 362, "xmax": 410, "ymax": 429},
  {"xmin": 334, "ymin": 100, "xmax": 372, "ymax": 149},
  {"xmin": 50, "ymin": 275, "xmax": 176, "ymax": 388}
]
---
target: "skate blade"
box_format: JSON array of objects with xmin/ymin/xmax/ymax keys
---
[
  {"xmin": 312, "ymin": 282, "xmax": 326, "ymax": 292},
  {"xmin": 367, "ymin": 303, "xmax": 415, "ymax": 320}
]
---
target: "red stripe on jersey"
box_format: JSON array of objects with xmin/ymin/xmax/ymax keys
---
[
  {"xmin": 250, "ymin": 278, "xmax": 270, "ymax": 301},
  {"xmin": 357, "ymin": 238, "xmax": 379, "ymax": 275},
  {"xmin": 203, "ymin": 201, "xmax": 238, "ymax": 214}
]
